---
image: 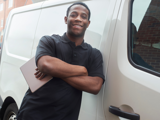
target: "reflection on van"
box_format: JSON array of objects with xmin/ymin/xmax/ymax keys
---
[{"xmin": 132, "ymin": 1, "xmax": 160, "ymax": 73}]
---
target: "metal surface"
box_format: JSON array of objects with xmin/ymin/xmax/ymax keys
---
[{"xmin": 8, "ymin": 114, "xmax": 16, "ymax": 120}]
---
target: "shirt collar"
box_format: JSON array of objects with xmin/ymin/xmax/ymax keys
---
[{"xmin": 62, "ymin": 33, "xmax": 88, "ymax": 50}]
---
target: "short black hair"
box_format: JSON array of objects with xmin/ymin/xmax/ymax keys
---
[{"xmin": 66, "ymin": 2, "xmax": 91, "ymax": 20}]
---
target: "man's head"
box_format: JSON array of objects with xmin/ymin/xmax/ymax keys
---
[
  {"xmin": 66, "ymin": 2, "xmax": 91, "ymax": 20},
  {"xmin": 65, "ymin": 2, "xmax": 91, "ymax": 38}
]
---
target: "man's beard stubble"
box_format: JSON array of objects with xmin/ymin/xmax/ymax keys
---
[{"xmin": 68, "ymin": 29, "xmax": 85, "ymax": 38}]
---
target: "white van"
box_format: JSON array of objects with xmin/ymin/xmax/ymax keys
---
[{"xmin": 0, "ymin": 0, "xmax": 160, "ymax": 120}]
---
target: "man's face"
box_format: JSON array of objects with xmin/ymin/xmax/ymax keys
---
[{"xmin": 65, "ymin": 4, "xmax": 90, "ymax": 37}]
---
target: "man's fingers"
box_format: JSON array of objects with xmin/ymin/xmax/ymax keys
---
[
  {"xmin": 34, "ymin": 68, "xmax": 46, "ymax": 80},
  {"xmin": 39, "ymin": 74, "xmax": 46, "ymax": 80},
  {"xmin": 35, "ymin": 72, "xmax": 42, "ymax": 78},
  {"xmin": 34, "ymin": 68, "xmax": 39, "ymax": 75},
  {"xmin": 34, "ymin": 71, "xmax": 40, "ymax": 75},
  {"xmin": 35, "ymin": 72, "xmax": 46, "ymax": 80}
]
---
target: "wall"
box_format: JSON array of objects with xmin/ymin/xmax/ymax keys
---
[{"xmin": 134, "ymin": 0, "xmax": 160, "ymax": 73}]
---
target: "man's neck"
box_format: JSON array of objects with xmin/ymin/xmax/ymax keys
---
[{"xmin": 66, "ymin": 33, "xmax": 84, "ymax": 46}]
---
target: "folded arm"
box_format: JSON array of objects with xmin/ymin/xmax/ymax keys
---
[
  {"xmin": 62, "ymin": 76, "xmax": 103, "ymax": 95},
  {"xmin": 37, "ymin": 55, "xmax": 88, "ymax": 78}
]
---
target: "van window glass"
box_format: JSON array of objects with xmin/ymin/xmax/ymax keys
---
[
  {"xmin": 131, "ymin": 0, "xmax": 160, "ymax": 73},
  {"xmin": 7, "ymin": 10, "xmax": 41, "ymax": 58}
]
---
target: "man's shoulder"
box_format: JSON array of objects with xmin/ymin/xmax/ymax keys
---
[
  {"xmin": 39, "ymin": 34, "xmax": 63, "ymax": 45},
  {"xmin": 91, "ymin": 48, "xmax": 102, "ymax": 59},
  {"xmin": 41, "ymin": 34, "xmax": 62, "ymax": 41},
  {"xmin": 51, "ymin": 34, "xmax": 63, "ymax": 40},
  {"xmin": 84, "ymin": 42, "xmax": 101, "ymax": 54}
]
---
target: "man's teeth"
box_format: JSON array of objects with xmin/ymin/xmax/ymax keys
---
[{"xmin": 74, "ymin": 25, "xmax": 81, "ymax": 27}]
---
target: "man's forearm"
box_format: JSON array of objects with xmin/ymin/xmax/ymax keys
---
[
  {"xmin": 62, "ymin": 76, "xmax": 103, "ymax": 95},
  {"xmin": 37, "ymin": 56, "xmax": 88, "ymax": 78}
]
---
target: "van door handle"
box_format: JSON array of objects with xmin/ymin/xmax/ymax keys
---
[{"xmin": 109, "ymin": 106, "xmax": 140, "ymax": 120}]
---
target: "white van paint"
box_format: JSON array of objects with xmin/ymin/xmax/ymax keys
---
[{"xmin": 0, "ymin": 0, "xmax": 160, "ymax": 120}]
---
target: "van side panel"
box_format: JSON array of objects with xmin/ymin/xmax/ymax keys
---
[
  {"xmin": 0, "ymin": 7, "xmax": 42, "ymax": 108},
  {"xmin": 104, "ymin": 0, "xmax": 160, "ymax": 120}
]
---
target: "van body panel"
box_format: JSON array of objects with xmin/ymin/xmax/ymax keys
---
[
  {"xmin": 95, "ymin": 0, "xmax": 123, "ymax": 120},
  {"xmin": 0, "ymin": 3, "xmax": 43, "ymax": 108},
  {"xmin": 104, "ymin": 0, "xmax": 160, "ymax": 120},
  {"xmin": 41, "ymin": 0, "xmax": 90, "ymax": 8},
  {"xmin": 7, "ymin": 10, "xmax": 41, "ymax": 59},
  {"xmin": 7, "ymin": 1, "xmax": 43, "ymax": 14}
]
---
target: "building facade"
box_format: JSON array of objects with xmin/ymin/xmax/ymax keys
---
[{"xmin": 133, "ymin": 0, "xmax": 160, "ymax": 72}]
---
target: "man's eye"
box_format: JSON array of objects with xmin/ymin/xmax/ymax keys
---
[
  {"xmin": 82, "ymin": 15, "xmax": 87, "ymax": 19},
  {"xmin": 70, "ymin": 14, "xmax": 76, "ymax": 17}
]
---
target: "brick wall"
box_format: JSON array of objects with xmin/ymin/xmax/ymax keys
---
[
  {"xmin": 151, "ymin": 0, "xmax": 160, "ymax": 6},
  {"xmin": 133, "ymin": 45, "xmax": 160, "ymax": 72},
  {"xmin": 134, "ymin": 6, "xmax": 160, "ymax": 72},
  {"xmin": 137, "ymin": 16, "xmax": 160, "ymax": 46},
  {"xmin": 0, "ymin": 0, "xmax": 33, "ymax": 43},
  {"xmin": 0, "ymin": 0, "xmax": 5, "ymax": 32}
]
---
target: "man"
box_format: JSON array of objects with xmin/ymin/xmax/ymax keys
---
[{"xmin": 17, "ymin": 2, "xmax": 105, "ymax": 120}]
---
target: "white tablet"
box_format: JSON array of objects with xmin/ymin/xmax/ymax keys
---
[{"xmin": 20, "ymin": 57, "xmax": 53, "ymax": 93}]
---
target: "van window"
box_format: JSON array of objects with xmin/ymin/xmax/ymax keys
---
[
  {"xmin": 131, "ymin": 0, "xmax": 160, "ymax": 74},
  {"xmin": 7, "ymin": 10, "xmax": 41, "ymax": 58}
]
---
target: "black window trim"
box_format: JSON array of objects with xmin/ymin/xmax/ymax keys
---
[{"xmin": 128, "ymin": 0, "xmax": 160, "ymax": 77}]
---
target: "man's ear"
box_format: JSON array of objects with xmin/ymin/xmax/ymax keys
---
[
  {"xmin": 87, "ymin": 21, "xmax": 91, "ymax": 28},
  {"xmin": 64, "ymin": 16, "xmax": 67, "ymax": 24}
]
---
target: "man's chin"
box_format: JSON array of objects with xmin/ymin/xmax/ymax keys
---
[{"xmin": 70, "ymin": 32, "xmax": 84, "ymax": 38}]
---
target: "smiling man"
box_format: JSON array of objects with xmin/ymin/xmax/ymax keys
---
[{"xmin": 17, "ymin": 2, "xmax": 104, "ymax": 120}]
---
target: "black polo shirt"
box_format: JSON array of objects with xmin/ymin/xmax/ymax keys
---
[{"xmin": 17, "ymin": 33, "xmax": 105, "ymax": 120}]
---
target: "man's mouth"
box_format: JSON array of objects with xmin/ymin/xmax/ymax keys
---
[{"xmin": 72, "ymin": 24, "xmax": 83, "ymax": 28}]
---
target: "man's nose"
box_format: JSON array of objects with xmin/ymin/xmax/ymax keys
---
[{"xmin": 75, "ymin": 15, "xmax": 82, "ymax": 21}]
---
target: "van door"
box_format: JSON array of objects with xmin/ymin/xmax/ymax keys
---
[
  {"xmin": 104, "ymin": 0, "xmax": 160, "ymax": 120},
  {"xmin": 0, "ymin": 2, "xmax": 43, "ymax": 107}
]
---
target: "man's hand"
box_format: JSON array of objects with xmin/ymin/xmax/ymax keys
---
[{"xmin": 34, "ymin": 68, "xmax": 46, "ymax": 80}]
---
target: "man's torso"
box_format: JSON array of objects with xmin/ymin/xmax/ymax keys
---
[{"xmin": 17, "ymin": 33, "xmax": 96, "ymax": 120}]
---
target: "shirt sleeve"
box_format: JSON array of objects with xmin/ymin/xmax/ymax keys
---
[
  {"xmin": 35, "ymin": 36, "xmax": 56, "ymax": 66},
  {"xmin": 88, "ymin": 48, "xmax": 105, "ymax": 83}
]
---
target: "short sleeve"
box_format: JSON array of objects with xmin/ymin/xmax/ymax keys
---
[
  {"xmin": 88, "ymin": 48, "xmax": 105, "ymax": 83},
  {"xmin": 35, "ymin": 36, "xmax": 56, "ymax": 66}
]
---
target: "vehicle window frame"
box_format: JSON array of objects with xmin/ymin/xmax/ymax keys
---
[{"xmin": 128, "ymin": 0, "xmax": 160, "ymax": 77}]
